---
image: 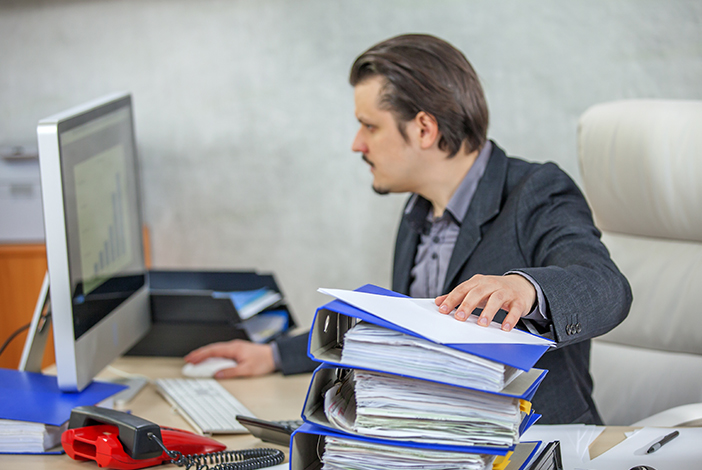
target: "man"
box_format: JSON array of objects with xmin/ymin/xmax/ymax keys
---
[{"xmin": 186, "ymin": 34, "xmax": 632, "ymax": 424}]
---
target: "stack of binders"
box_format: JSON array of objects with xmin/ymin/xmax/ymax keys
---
[{"xmin": 290, "ymin": 284, "xmax": 555, "ymax": 470}]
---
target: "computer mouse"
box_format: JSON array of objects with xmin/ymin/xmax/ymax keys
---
[
  {"xmin": 629, "ymin": 466, "xmax": 656, "ymax": 470},
  {"xmin": 181, "ymin": 357, "xmax": 238, "ymax": 378}
]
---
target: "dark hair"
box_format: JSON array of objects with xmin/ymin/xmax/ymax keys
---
[{"xmin": 349, "ymin": 34, "xmax": 488, "ymax": 157}]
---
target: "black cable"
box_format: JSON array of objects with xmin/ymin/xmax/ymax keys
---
[
  {"xmin": 148, "ymin": 432, "xmax": 285, "ymax": 470},
  {"xmin": 0, "ymin": 323, "xmax": 30, "ymax": 357}
]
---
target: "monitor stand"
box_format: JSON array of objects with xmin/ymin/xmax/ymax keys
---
[
  {"xmin": 19, "ymin": 272, "xmax": 148, "ymax": 405},
  {"xmin": 19, "ymin": 272, "xmax": 51, "ymax": 373}
]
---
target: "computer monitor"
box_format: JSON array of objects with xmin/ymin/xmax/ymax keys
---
[{"xmin": 36, "ymin": 92, "xmax": 150, "ymax": 392}]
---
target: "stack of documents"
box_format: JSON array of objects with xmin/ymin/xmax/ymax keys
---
[
  {"xmin": 289, "ymin": 284, "xmax": 554, "ymax": 470},
  {"xmin": 341, "ymin": 322, "xmax": 521, "ymax": 391},
  {"xmin": 213, "ymin": 287, "xmax": 282, "ymax": 320},
  {"xmin": 0, "ymin": 420, "xmax": 67, "ymax": 454},
  {"xmin": 213, "ymin": 287, "xmax": 288, "ymax": 343},
  {"xmin": 324, "ymin": 368, "xmax": 523, "ymax": 448},
  {"xmin": 241, "ymin": 310, "xmax": 289, "ymax": 343},
  {"xmin": 322, "ymin": 433, "xmax": 495, "ymax": 470}
]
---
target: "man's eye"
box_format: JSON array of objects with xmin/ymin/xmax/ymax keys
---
[{"xmin": 365, "ymin": 124, "xmax": 375, "ymax": 131}]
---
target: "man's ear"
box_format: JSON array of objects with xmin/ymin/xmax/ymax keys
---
[{"xmin": 414, "ymin": 111, "xmax": 440, "ymax": 150}]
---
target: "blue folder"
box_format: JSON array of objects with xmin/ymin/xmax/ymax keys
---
[
  {"xmin": 310, "ymin": 284, "xmax": 552, "ymax": 372},
  {"xmin": 0, "ymin": 368, "xmax": 127, "ymax": 426},
  {"xmin": 290, "ymin": 422, "xmax": 543, "ymax": 470},
  {"xmin": 292, "ymin": 421, "xmax": 513, "ymax": 456},
  {"xmin": 300, "ymin": 364, "xmax": 542, "ymax": 452},
  {"xmin": 303, "ymin": 361, "xmax": 545, "ymax": 411}
]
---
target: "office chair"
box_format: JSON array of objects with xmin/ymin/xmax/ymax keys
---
[{"xmin": 577, "ymin": 99, "xmax": 702, "ymax": 426}]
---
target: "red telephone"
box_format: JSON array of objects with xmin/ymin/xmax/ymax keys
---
[
  {"xmin": 62, "ymin": 406, "xmax": 226, "ymax": 469},
  {"xmin": 62, "ymin": 406, "xmax": 284, "ymax": 470}
]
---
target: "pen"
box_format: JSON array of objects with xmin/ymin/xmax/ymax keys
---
[{"xmin": 646, "ymin": 430, "xmax": 679, "ymax": 454}]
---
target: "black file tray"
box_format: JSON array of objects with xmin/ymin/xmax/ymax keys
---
[{"xmin": 125, "ymin": 270, "xmax": 296, "ymax": 357}]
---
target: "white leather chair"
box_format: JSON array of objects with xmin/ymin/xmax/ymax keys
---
[{"xmin": 577, "ymin": 100, "xmax": 702, "ymax": 426}]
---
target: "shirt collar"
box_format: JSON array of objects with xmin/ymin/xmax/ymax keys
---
[{"xmin": 405, "ymin": 140, "xmax": 493, "ymax": 231}]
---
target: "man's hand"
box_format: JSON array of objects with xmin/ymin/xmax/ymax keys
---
[
  {"xmin": 184, "ymin": 340, "xmax": 276, "ymax": 378},
  {"xmin": 435, "ymin": 274, "xmax": 536, "ymax": 331}
]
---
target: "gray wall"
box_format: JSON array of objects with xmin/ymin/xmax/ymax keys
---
[{"xmin": 2, "ymin": 0, "xmax": 701, "ymax": 327}]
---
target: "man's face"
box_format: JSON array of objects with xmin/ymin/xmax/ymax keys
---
[{"xmin": 351, "ymin": 77, "xmax": 424, "ymax": 195}]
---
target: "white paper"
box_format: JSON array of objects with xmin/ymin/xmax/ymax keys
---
[
  {"xmin": 323, "ymin": 369, "xmax": 521, "ymax": 448},
  {"xmin": 341, "ymin": 323, "xmax": 519, "ymax": 391},
  {"xmin": 588, "ymin": 427, "xmax": 701, "ymax": 470},
  {"xmin": 521, "ymin": 425, "xmax": 702, "ymax": 470},
  {"xmin": 0, "ymin": 419, "xmax": 67, "ymax": 453},
  {"xmin": 521, "ymin": 424, "xmax": 603, "ymax": 469},
  {"xmin": 322, "ymin": 435, "xmax": 494, "ymax": 470},
  {"xmin": 319, "ymin": 288, "xmax": 554, "ymax": 346}
]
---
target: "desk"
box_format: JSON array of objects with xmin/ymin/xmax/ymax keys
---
[
  {"xmin": 4, "ymin": 359, "xmax": 700, "ymax": 470},
  {"xmin": 0, "ymin": 356, "xmax": 312, "ymax": 469}
]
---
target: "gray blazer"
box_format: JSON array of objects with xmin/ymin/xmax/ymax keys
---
[{"xmin": 392, "ymin": 142, "xmax": 632, "ymax": 424}]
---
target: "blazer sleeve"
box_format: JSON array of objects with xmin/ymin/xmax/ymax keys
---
[
  {"xmin": 513, "ymin": 163, "xmax": 632, "ymax": 347},
  {"xmin": 273, "ymin": 332, "xmax": 317, "ymax": 375}
]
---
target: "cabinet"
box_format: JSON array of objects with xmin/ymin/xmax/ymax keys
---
[{"xmin": 0, "ymin": 244, "xmax": 54, "ymax": 369}]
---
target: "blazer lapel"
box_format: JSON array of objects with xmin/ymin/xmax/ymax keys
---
[
  {"xmin": 443, "ymin": 143, "xmax": 508, "ymax": 292},
  {"xmin": 392, "ymin": 220, "xmax": 419, "ymax": 294}
]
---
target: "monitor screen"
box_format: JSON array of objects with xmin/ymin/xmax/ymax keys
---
[{"xmin": 37, "ymin": 93, "xmax": 150, "ymax": 391}]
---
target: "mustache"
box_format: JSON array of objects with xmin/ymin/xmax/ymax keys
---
[{"xmin": 361, "ymin": 154, "xmax": 374, "ymax": 167}]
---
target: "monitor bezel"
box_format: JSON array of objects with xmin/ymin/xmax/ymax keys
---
[{"xmin": 37, "ymin": 92, "xmax": 150, "ymax": 392}]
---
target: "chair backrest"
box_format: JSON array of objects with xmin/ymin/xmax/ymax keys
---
[{"xmin": 577, "ymin": 100, "xmax": 702, "ymax": 425}]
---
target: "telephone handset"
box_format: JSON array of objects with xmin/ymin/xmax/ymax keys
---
[{"xmin": 62, "ymin": 406, "xmax": 285, "ymax": 470}]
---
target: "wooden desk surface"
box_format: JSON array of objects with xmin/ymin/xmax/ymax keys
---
[{"xmin": 0, "ymin": 356, "xmax": 312, "ymax": 469}]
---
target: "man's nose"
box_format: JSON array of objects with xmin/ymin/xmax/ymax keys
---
[{"xmin": 351, "ymin": 129, "xmax": 367, "ymax": 153}]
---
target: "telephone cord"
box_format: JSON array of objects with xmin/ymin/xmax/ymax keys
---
[{"xmin": 148, "ymin": 432, "xmax": 284, "ymax": 470}]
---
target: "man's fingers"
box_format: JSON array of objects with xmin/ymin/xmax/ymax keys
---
[
  {"xmin": 476, "ymin": 291, "xmax": 505, "ymax": 327},
  {"xmin": 435, "ymin": 294, "xmax": 449, "ymax": 310},
  {"xmin": 437, "ymin": 279, "xmax": 475, "ymax": 313},
  {"xmin": 184, "ymin": 347, "xmax": 217, "ymax": 364},
  {"xmin": 436, "ymin": 274, "xmax": 538, "ymax": 329},
  {"xmin": 502, "ymin": 302, "xmax": 529, "ymax": 331},
  {"xmin": 438, "ymin": 276, "xmax": 481, "ymax": 316},
  {"xmin": 454, "ymin": 295, "xmax": 479, "ymax": 321},
  {"xmin": 185, "ymin": 341, "xmax": 240, "ymax": 363},
  {"xmin": 214, "ymin": 366, "xmax": 245, "ymax": 379},
  {"xmin": 455, "ymin": 281, "xmax": 492, "ymax": 321}
]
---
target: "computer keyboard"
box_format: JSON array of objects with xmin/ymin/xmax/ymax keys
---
[{"xmin": 155, "ymin": 378, "xmax": 254, "ymax": 434}]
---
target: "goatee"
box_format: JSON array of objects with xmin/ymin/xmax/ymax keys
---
[{"xmin": 372, "ymin": 185, "xmax": 389, "ymax": 195}]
